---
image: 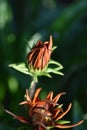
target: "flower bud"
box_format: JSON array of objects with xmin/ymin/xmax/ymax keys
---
[{"xmin": 27, "ymin": 35, "xmax": 53, "ymax": 70}]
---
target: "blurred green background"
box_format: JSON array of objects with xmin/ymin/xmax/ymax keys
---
[{"xmin": 0, "ymin": 0, "xmax": 87, "ymax": 130}]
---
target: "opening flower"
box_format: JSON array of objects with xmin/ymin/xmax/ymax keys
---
[
  {"xmin": 27, "ymin": 35, "xmax": 52, "ymax": 70},
  {"xmin": 5, "ymin": 88, "xmax": 83, "ymax": 130}
]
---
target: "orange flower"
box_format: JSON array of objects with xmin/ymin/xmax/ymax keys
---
[
  {"xmin": 5, "ymin": 88, "xmax": 83, "ymax": 130},
  {"xmin": 27, "ymin": 35, "xmax": 52, "ymax": 70}
]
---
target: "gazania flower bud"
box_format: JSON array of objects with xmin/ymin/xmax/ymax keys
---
[{"xmin": 27, "ymin": 35, "xmax": 53, "ymax": 70}]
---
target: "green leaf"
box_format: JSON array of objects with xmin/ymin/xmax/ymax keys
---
[
  {"xmin": 52, "ymin": 46, "xmax": 57, "ymax": 51},
  {"xmin": 47, "ymin": 126, "xmax": 54, "ymax": 130},
  {"xmin": 46, "ymin": 59, "xmax": 64, "ymax": 76},
  {"xmin": 49, "ymin": 59, "xmax": 64, "ymax": 70},
  {"xmin": 9, "ymin": 63, "xmax": 32, "ymax": 76},
  {"xmin": 58, "ymin": 104, "xmax": 63, "ymax": 108},
  {"xmin": 46, "ymin": 68, "xmax": 64, "ymax": 76},
  {"xmin": 8, "ymin": 59, "xmax": 64, "ymax": 78},
  {"xmin": 56, "ymin": 120, "xmax": 71, "ymax": 124},
  {"xmin": 40, "ymin": 72, "xmax": 52, "ymax": 78}
]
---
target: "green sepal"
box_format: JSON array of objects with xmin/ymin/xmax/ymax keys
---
[
  {"xmin": 47, "ymin": 126, "xmax": 54, "ymax": 130},
  {"xmin": 49, "ymin": 59, "xmax": 63, "ymax": 71},
  {"xmin": 9, "ymin": 59, "xmax": 64, "ymax": 79},
  {"xmin": 57, "ymin": 104, "xmax": 63, "ymax": 108},
  {"xmin": 52, "ymin": 46, "xmax": 57, "ymax": 51},
  {"xmin": 56, "ymin": 120, "xmax": 71, "ymax": 124}
]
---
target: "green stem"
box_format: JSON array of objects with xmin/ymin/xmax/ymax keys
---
[{"xmin": 29, "ymin": 76, "xmax": 38, "ymax": 99}]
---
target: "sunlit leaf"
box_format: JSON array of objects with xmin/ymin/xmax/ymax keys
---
[
  {"xmin": 40, "ymin": 72, "xmax": 52, "ymax": 78},
  {"xmin": 49, "ymin": 59, "xmax": 63, "ymax": 70},
  {"xmin": 9, "ymin": 63, "xmax": 32, "ymax": 76},
  {"xmin": 52, "ymin": 46, "xmax": 57, "ymax": 51},
  {"xmin": 58, "ymin": 104, "xmax": 63, "ymax": 108},
  {"xmin": 9, "ymin": 58, "xmax": 64, "ymax": 79},
  {"xmin": 46, "ymin": 68, "xmax": 64, "ymax": 76},
  {"xmin": 47, "ymin": 126, "xmax": 54, "ymax": 130},
  {"xmin": 56, "ymin": 120, "xmax": 71, "ymax": 124},
  {"xmin": 47, "ymin": 59, "xmax": 64, "ymax": 76}
]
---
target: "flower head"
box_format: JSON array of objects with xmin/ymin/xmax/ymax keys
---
[
  {"xmin": 9, "ymin": 35, "xmax": 64, "ymax": 80},
  {"xmin": 27, "ymin": 35, "xmax": 52, "ymax": 70},
  {"xmin": 5, "ymin": 88, "xmax": 83, "ymax": 130}
]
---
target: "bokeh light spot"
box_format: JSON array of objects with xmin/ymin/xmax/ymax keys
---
[
  {"xmin": 8, "ymin": 77, "xmax": 18, "ymax": 93},
  {"xmin": 7, "ymin": 34, "xmax": 16, "ymax": 43}
]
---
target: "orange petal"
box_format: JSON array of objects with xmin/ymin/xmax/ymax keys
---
[
  {"xmin": 42, "ymin": 99, "xmax": 58, "ymax": 107},
  {"xmin": 55, "ymin": 103, "xmax": 72, "ymax": 121},
  {"xmin": 32, "ymin": 88, "xmax": 42, "ymax": 104},
  {"xmin": 48, "ymin": 35, "xmax": 53, "ymax": 55},
  {"xmin": 35, "ymin": 41, "xmax": 43, "ymax": 47},
  {"xmin": 5, "ymin": 109, "xmax": 29, "ymax": 124},
  {"xmin": 55, "ymin": 120, "xmax": 84, "ymax": 128},
  {"xmin": 46, "ymin": 91, "xmax": 53, "ymax": 101},
  {"xmin": 52, "ymin": 92, "xmax": 66, "ymax": 104},
  {"xmin": 26, "ymin": 89, "xmax": 31, "ymax": 102},
  {"xmin": 33, "ymin": 47, "xmax": 48, "ymax": 69},
  {"xmin": 19, "ymin": 101, "xmax": 29, "ymax": 105},
  {"xmin": 53, "ymin": 108, "xmax": 63, "ymax": 119}
]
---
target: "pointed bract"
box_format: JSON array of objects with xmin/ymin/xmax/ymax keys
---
[
  {"xmin": 5, "ymin": 109, "xmax": 29, "ymax": 124},
  {"xmin": 46, "ymin": 91, "xmax": 53, "ymax": 101}
]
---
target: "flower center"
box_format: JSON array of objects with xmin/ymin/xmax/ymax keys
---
[{"xmin": 31, "ymin": 101, "xmax": 54, "ymax": 129}]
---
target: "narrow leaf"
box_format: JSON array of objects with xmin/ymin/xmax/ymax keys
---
[
  {"xmin": 46, "ymin": 68, "xmax": 64, "ymax": 76},
  {"xmin": 56, "ymin": 120, "xmax": 71, "ymax": 124},
  {"xmin": 9, "ymin": 63, "xmax": 32, "ymax": 76},
  {"xmin": 49, "ymin": 59, "xmax": 63, "ymax": 70}
]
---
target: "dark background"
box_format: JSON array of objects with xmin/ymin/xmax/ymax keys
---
[{"xmin": 0, "ymin": 0, "xmax": 87, "ymax": 130}]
